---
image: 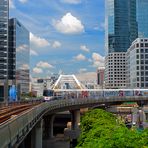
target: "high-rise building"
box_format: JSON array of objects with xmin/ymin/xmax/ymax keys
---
[
  {"xmin": 137, "ymin": 0, "xmax": 148, "ymax": 38},
  {"xmin": 105, "ymin": 0, "xmax": 138, "ymax": 88},
  {"xmin": 97, "ymin": 67, "xmax": 105, "ymax": 88},
  {"xmin": 9, "ymin": 18, "xmax": 30, "ymax": 96},
  {"xmin": 105, "ymin": 52, "xmax": 126, "ymax": 88},
  {"xmin": 127, "ymin": 38, "xmax": 148, "ymax": 88},
  {"xmin": 0, "ymin": 0, "xmax": 9, "ymax": 101},
  {"xmin": 105, "ymin": 0, "xmax": 137, "ymax": 54}
]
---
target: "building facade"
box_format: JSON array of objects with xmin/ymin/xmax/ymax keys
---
[
  {"xmin": 105, "ymin": 53, "xmax": 126, "ymax": 88},
  {"xmin": 127, "ymin": 38, "xmax": 148, "ymax": 88},
  {"xmin": 137, "ymin": 0, "xmax": 148, "ymax": 38},
  {"xmin": 97, "ymin": 67, "xmax": 105, "ymax": 88},
  {"xmin": 105, "ymin": 0, "xmax": 137, "ymax": 54},
  {"xmin": 0, "ymin": 0, "xmax": 9, "ymax": 101},
  {"xmin": 9, "ymin": 18, "xmax": 30, "ymax": 96},
  {"xmin": 105, "ymin": 0, "xmax": 138, "ymax": 88}
]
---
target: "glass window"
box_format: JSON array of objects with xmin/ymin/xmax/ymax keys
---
[
  {"xmin": 141, "ymin": 43, "xmax": 144, "ymax": 47},
  {"xmin": 137, "ymin": 55, "xmax": 139, "ymax": 59},
  {"xmin": 137, "ymin": 60, "xmax": 139, "ymax": 64},
  {"xmin": 145, "ymin": 49, "xmax": 148, "ymax": 53},
  {"xmin": 141, "ymin": 49, "xmax": 144, "ymax": 53},
  {"xmin": 145, "ymin": 60, "xmax": 148, "ymax": 64},
  {"xmin": 141, "ymin": 72, "xmax": 144, "ymax": 76},
  {"xmin": 141, "ymin": 54, "xmax": 144, "ymax": 59},
  {"xmin": 137, "ymin": 83, "xmax": 139, "ymax": 87},
  {"xmin": 136, "ymin": 44, "xmax": 139, "ymax": 47},
  {"xmin": 141, "ymin": 83, "xmax": 144, "ymax": 87},
  {"xmin": 141, "ymin": 60, "xmax": 144, "ymax": 64},
  {"xmin": 141, "ymin": 77, "xmax": 144, "ymax": 81},
  {"xmin": 145, "ymin": 54, "xmax": 148, "ymax": 59},
  {"xmin": 141, "ymin": 66, "xmax": 144, "ymax": 70},
  {"xmin": 145, "ymin": 43, "xmax": 148, "ymax": 47},
  {"xmin": 146, "ymin": 72, "xmax": 148, "ymax": 75},
  {"xmin": 136, "ymin": 49, "xmax": 139, "ymax": 53},
  {"xmin": 137, "ymin": 66, "xmax": 139, "ymax": 70}
]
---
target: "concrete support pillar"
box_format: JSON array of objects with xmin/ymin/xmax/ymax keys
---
[
  {"xmin": 49, "ymin": 115, "xmax": 55, "ymax": 138},
  {"xmin": 35, "ymin": 120, "xmax": 43, "ymax": 148},
  {"xmin": 132, "ymin": 108, "xmax": 138, "ymax": 124},
  {"xmin": 69, "ymin": 110, "xmax": 80, "ymax": 148},
  {"xmin": 44, "ymin": 115, "xmax": 55, "ymax": 139},
  {"xmin": 71, "ymin": 110, "xmax": 80, "ymax": 130}
]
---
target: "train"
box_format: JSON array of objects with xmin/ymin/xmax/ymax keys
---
[{"xmin": 43, "ymin": 89, "xmax": 148, "ymax": 101}]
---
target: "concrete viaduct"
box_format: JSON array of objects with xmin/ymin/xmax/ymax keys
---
[{"xmin": 0, "ymin": 96, "xmax": 148, "ymax": 148}]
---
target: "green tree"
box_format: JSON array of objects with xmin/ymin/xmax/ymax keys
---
[{"xmin": 77, "ymin": 109, "xmax": 148, "ymax": 148}]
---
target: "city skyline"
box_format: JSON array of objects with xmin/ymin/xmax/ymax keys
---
[{"xmin": 9, "ymin": 0, "xmax": 105, "ymax": 77}]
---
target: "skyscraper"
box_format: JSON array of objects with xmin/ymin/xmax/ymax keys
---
[
  {"xmin": 9, "ymin": 18, "xmax": 30, "ymax": 97},
  {"xmin": 105, "ymin": 0, "xmax": 138, "ymax": 54},
  {"xmin": 0, "ymin": 0, "xmax": 9, "ymax": 101},
  {"xmin": 105, "ymin": 0, "xmax": 138, "ymax": 88},
  {"xmin": 137, "ymin": 0, "xmax": 148, "ymax": 38},
  {"xmin": 125, "ymin": 1, "xmax": 148, "ymax": 89}
]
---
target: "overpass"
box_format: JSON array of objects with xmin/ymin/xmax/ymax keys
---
[{"xmin": 0, "ymin": 96, "xmax": 148, "ymax": 148}]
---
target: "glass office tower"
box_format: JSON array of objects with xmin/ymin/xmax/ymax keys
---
[
  {"xmin": 9, "ymin": 18, "xmax": 30, "ymax": 96},
  {"xmin": 105, "ymin": 0, "xmax": 138, "ymax": 88},
  {"xmin": 0, "ymin": 0, "xmax": 9, "ymax": 100},
  {"xmin": 137, "ymin": 0, "xmax": 148, "ymax": 38},
  {"xmin": 105, "ymin": 0, "xmax": 138, "ymax": 54}
]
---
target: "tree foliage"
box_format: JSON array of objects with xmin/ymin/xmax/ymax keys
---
[{"xmin": 77, "ymin": 109, "xmax": 148, "ymax": 148}]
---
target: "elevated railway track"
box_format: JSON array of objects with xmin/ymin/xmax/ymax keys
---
[{"xmin": 0, "ymin": 101, "xmax": 42, "ymax": 124}]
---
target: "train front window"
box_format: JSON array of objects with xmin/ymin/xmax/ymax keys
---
[{"xmin": 43, "ymin": 90, "xmax": 53, "ymax": 96}]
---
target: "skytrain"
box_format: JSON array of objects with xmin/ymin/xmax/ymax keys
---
[{"xmin": 43, "ymin": 89, "xmax": 148, "ymax": 101}]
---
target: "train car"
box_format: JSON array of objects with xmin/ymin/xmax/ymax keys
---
[
  {"xmin": 43, "ymin": 89, "xmax": 54, "ymax": 101},
  {"xmin": 44, "ymin": 89, "xmax": 148, "ymax": 101},
  {"xmin": 134, "ymin": 89, "xmax": 148, "ymax": 96}
]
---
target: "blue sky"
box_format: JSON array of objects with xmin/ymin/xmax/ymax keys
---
[{"xmin": 10, "ymin": 0, "xmax": 105, "ymax": 77}]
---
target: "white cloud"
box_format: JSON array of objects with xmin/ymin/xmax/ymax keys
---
[
  {"xmin": 79, "ymin": 68, "xmax": 87, "ymax": 73},
  {"xmin": 16, "ymin": 44, "xmax": 29, "ymax": 52},
  {"xmin": 52, "ymin": 41, "xmax": 61, "ymax": 48},
  {"xmin": 30, "ymin": 32, "xmax": 50, "ymax": 47},
  {"xmin": 92, "ymin": 52, "xmax": 105, "ymax": 67},
  {"xmin": 53, "ymin": 13, "xmax": 84, "ymax": 34},
  {"xmin": 19, "ymin": 0, "xmax": 28, "ymax": 3},
  {"xmin": 61, "ymin": 0, "xmax": 81, "ymax": 4},
  {"xmin": 36, "ymin": 61, "xmax": 53, "ymax": 69},
  {"xmin": 80, "ymin": 45, "xmax": 90, "ymax": 52},
  {"xmin": 30, "ymin": 49, "xmax": 38, "ymax": 56},
  {"xmin": 9, "ymin": 0, "xmax": 15, "ymax": 9},
  {"xmin": 33, "ymin": 67, "xmax": 43, "ymax": 74},
  {"xmin": 74, "ymin": 54, "xmax": 86, "ymax": 61}
]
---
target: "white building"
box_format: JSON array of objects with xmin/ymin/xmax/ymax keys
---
[
  {"xmin": 127, "ymin": 38, "xmax": 148, "ymax": 88},
  {"xmin": 105, "ymin": 52, "xmax": 127, "ymax": 88}
]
